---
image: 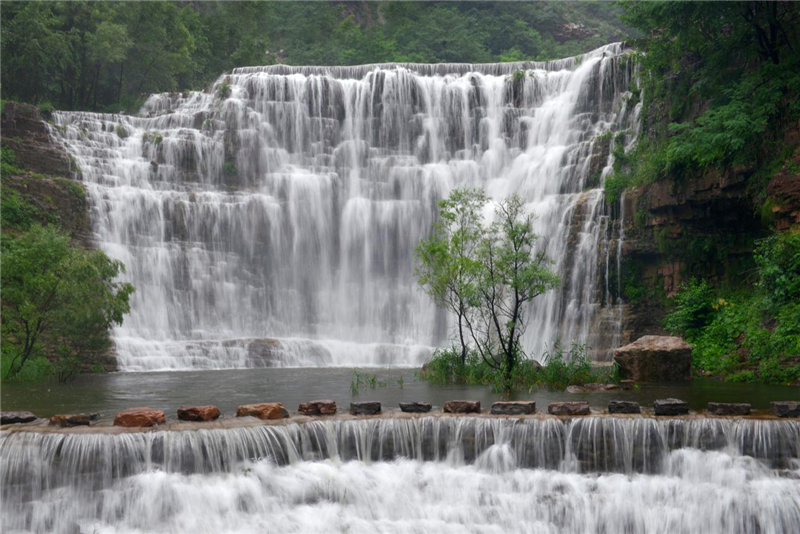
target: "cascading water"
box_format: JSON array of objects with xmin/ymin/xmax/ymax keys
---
[
  {"xmin": 2, "ymin": 416, "xmax": 799, "ymax": 533},
  {"xmin": 49, "ymin": 43, "xmax": 640, "ymax": 371}
]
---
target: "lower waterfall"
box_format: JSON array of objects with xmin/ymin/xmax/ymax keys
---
[
  {"xmin": 48, "ymin": 43, "xmax": 640, "ymax": 370},
  {"xmin": 2, "ymin": 417, "xmax": 799, "ymax": 533}
]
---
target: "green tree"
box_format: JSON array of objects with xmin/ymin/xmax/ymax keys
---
[
  {"xmin": 1, "ymin": 225, "xmax": 134, "ymax": 381},
  {"xmin": 416, "ymin": 192, "xmax": 559, "ymax": 386},
  {"xmin": 416, "ymin": 188, "xmax": 487, "ymax": 364}
]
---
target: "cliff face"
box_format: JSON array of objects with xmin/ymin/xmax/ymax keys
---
[{"xmin": 616, "ymin": 120, "xmax": 800, "ymax": 343}]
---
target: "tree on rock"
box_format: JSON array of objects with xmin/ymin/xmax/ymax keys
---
[{"xmin": 1, "ymin": 225, "xmax": 134, "ymax": 381}]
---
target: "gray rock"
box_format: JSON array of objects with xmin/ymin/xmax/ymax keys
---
[
  {"xmin": 653, "ymin": 398, "xmax": 689, "ymax": 416},
  {"xmin": 490, "ymin": 401, "xmax": 536, "ymax": 415},
  {"xmin": 1, "ymin": 411, "xmax": 37, "ymax": 424},
  {"xmin": 399, "ymin": 402, "xmax": 432, "ymax": 413},
  {"xmin": 608, "ymin": 400, "xmax": 640, "ymax": 414},
  {"xmin": 548, "ymin": 401, "xmax": 590, "ymax": 416},
  {"xmin": 566, "ymin": 383, "xmax": 619, "ymax": 393},
  {"xmin": 707, "ymin": 402, "xmax": 751, "ymax": 416},
  {"xmin": 771, "ymin": 401, "xmax": 800, "ymax": 418},
  {"xmin": 350, "ymin": 401, "xmax": 381, "ymax": 416},
  {"xmin": 614, "ymin": 336, "xmax": 692, "ymax": 382},
  {"xmin": 444, "ymin": 400, "xmax": 480, "ymax": 414}
]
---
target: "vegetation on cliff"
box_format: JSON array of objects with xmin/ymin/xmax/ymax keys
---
[
  {"xmin": 1, "ymin": 141, "xmax": 134, "ymax": 383},
  {"xmin": 0, "ymin": 1, "xmax": 628, "ymax": 113}
]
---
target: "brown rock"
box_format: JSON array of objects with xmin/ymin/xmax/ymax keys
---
[
  {"xmin": 113, "ymin": 407, "xmax": 166, "ymax": 427},
  {"xmin": 444, "ymin": 400, "xmax": 480, "ymax": 414},
  {"xmin": 613, "ymin": 336, "xmax": 692, "ymax": 382},
  {"xmin": 236, "ymin": 403, "xmax": 288, "ymax": 420},
  {"xmin": 548, "ymin": 401, "xmax": 590, "ymax": 416},
  {"xmin": 49, "ymin": 413, "xmax": 99, "ymax": 427},
  {"xmin": 298, "ymin": 399, "xmax": 337, "ymax": 416},
  {"xmin": 490, "ymin": 401, "xmax": 536, "ymax": 415},
  {"xmin": 177, "ymin": 405, "xmax": 221, "ymax": 422}
]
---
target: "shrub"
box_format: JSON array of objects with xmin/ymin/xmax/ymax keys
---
[{"xmin": 663, "ymin": 279, "xmax": 716, "ymax": 338}]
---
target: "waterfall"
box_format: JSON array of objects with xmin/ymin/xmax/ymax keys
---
[
  {"xmin": 50, "ymin": 44, "xmax": 640, "ymax": 370},
  {"xmin": 2, "ymin": 417, "xmax": 799, "ymax": 533}
]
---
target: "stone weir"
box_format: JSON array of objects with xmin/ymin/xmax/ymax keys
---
[{"xmin": 2, "ymin": 415, "xmax": 799, "ymax": 496}]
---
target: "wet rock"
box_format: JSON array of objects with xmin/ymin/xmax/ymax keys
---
[
  {"xmin": 613, "ymin": 336, "xmax": 692, "ymax": 382},
  {"xmin": 235, "ymin": 403, "xmax": 288, "ymax": 420},
  {"xmin": 771, "ymin": 401, "xmax": 800, "ymax": 418},
  {"xmin": 619, "ymin": 380, "xmax": 637, "ymax": 390},
  {"xmin": 399, "ymin": 402, "xmax": 432, "ymax": 413},
  {"xmin": 548, "ymin": 401, "xmax": 590, "ymax": 416},
  {"xmin": 653, "ymin": 398, "xmax": 689, "ymax": 416},
  {"xmin": 565, "ymin": 383, "xmax": 619, "ymax": 393},
  {"xmin": 707, "ymin": 402, "xmax": 751, "ymax": 416},
  {"xmin": 178, "ymin": 405, "xmax": 221, "ymax": 422},
  {"xmin": 1, "ymin": 411, "xmax": 38, "ymax": 424},
  {"xmin": 350, "ymin": 401, "xmax": 381, "ymax": 416},
  {"xmin": 49, "ymin": 413, "xmax": 99, "ymax": 427},
  {"xmin": 491, "ymin": 401, "xmax": 536, "ymax": 415},
  {"xmin": 113, "ymin": 407, "xmax": 166, "ymax": 427},
  {"xmin": 444, "ymin": 400, "xmax": 481, "ymax": 414},
  {"xmin": 298, "ymin": 399, "xmax": 337, "ymax": 416},
  {"xmin": 608, "ymin": 400, "xmax": 640, "ymax": 414}
]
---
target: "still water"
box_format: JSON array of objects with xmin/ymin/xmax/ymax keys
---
[{"xmin": 2, "ymin": 367, "xmax": 797, "ymax": 419}]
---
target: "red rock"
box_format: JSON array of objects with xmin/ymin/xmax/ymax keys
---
[
  {"xmin": 177, "ymin": 405, "xmax": 221, "ymax": 422},
  {"xmin": 298, "ymin": 400, "xmax": 337, "ymax": 416},
  {"xmin": 113, "ymin": 407, "xmax": 166, "ymax": 427},
  {"xmin": 236, "ymin": 403, "xmax": 288, "ymax": 420},
  {"xmin": 49, "ymin": 413, "xmax": 99, "ymax": 427},
  {"xmin": 444, "ymin": 400, "xmax": 481, "ymax": 414}
]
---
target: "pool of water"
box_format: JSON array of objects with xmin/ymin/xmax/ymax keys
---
[{"xmin": 2, "ymin": 368, "xmax": 797, "ymax": 419}]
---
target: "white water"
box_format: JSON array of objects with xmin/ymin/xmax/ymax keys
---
[
  {"xmin": 2, "ymin": 417, "xmax": 799, "ymax": 533},
  {"xmin": 50, "ymin": 44, "xmax": 640, "ymax": 370}
]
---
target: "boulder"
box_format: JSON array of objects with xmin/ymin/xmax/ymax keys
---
[
  {"xmin": 608, "ymin": 400, "xmax": 641, "ymax": 414},
  {"xmin": 178, "ymin": 405, "xmax": 221, "ymax": 422},
  {"xmin": 444, "ymin": 400, "xmax": 480, "ymax": 414},
  {"xmin": 653, "ymin": 398, "xmax": 689, "ymax": 416},
  {"xmin": 236, "ymin": 403, "xmax": 288, "ymax": 420},
  {"xmin": 491, "ymin": 401, "xmax": 536, "ymax": 415},
  {"xmin": 565, "ymin": 383, "xmax": 619, "ymax": 393},
  {"xmin": 771, "ymin": 401, "xmax": 800, "ymax": 418},
  {"xmin": 49, "ymin": 413, "xmax": 99, "ymax": 427},
  {"xmin": 548, "ymin": 401, "xmax": 590, "ymax": 416},
  {"xmin": 113, "ymin": 407, "xmax": 166, "ymax": 427},
  {"xmin": 298, "ymin": 399, "xmax": 337, "ymax": 416},
  {"xmin": 399, "ymin": 402, "xmax": 432, "ymax": 413},
  {"xmin": 613, "ymin": 336, "xmax": 692, "ymax": 381},
  {"xmin": 350, "ymin": 401, "xmax": 381, "ymax": 416},
  {"xmin": 1, "ymin": 411, "xmax": 38, "ymax": 424},
  {"xmin": 707, "ymin": 402, "xmax": 751, "ymax": 416}
]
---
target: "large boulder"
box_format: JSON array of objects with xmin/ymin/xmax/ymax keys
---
[
  {"xmin": 548, "ymin": 401, "xmax": 590, "ymax": 416},
  {"xmin": 350, "ymin": 401, "xmax": 381, "ymax": 416},
  {"xmin": 114, "ymin": 407, "xmax": 165, "ymax": 427},
  {"xmin": 490, "ymin": 401, "xmax": 536, "ymax": 415},
  {"xmin": 50, "ymin": 413, "xmax": 99, "ymax": 427},
  {"xmin": 399, "ymin": 402, "xmax": 432, "ymax": 413},
  {"xmin": 444, "ymin": 400, "xmax": 480, "ymax": 414},
  {"xmin": 614, "ymin": 336, "xmax": 692, "ymax": 381},
  {"xmin": 298, "ymin": 400, "xmax": 337, "ymax": 416},
  {"xmin": 236, "ymin": 403, "xmax": 288, "ymax": 420},
  {"xmin": 1, "ymin": 411, "xmax": 38, "ymax": 424},
  {"xmin": 178, "ymin": 405, "xmax": 221, "ymax": 422}
]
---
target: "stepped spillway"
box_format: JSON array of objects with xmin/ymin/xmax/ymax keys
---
[
  {"xmin": 48, "ymin": 43, "xmax": 640, "ymax": 371},
  {"xmin": 2, "ymin": 415, "xmax": 799, "ymax": 533}
]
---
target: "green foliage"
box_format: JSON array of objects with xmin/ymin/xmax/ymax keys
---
[
  {"xmin": 217, "ymin": 82, "xmax": 231, "ymax": 100},
  {"xmin": 664, "ymin": 231, "xmax": 800, "ymax": 384},
  {"xmin": 55, "ymin": 178, "xmax": 85, "ymax": 203},
  {"xmin": 349, "ymin": 369, "xmax": 404, "ymax": 395},
  {"xmin": 0, "ymin": 350, "xmax": 53, "ymax": 383},
  {"xmin": 1, "ymin": 225, "xmax": 135, "ymax": 382},
  {"xmin": 1, "ymin": 146, "xmax": 23, "ymax": 176},
  {"xmin": 1, "ymin": 189, "xmax": 40, "ymax": 230},
  {"xmin": 420, "ymin": 343, "xmax": 608, "ymax": 392},
  {"xmin": 224, "ymin": 161, "xmax": 238, "ymax": 178},
  {"xmin": 1, "ymin": 1, "xmax": 629, "ymax": 112}
]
